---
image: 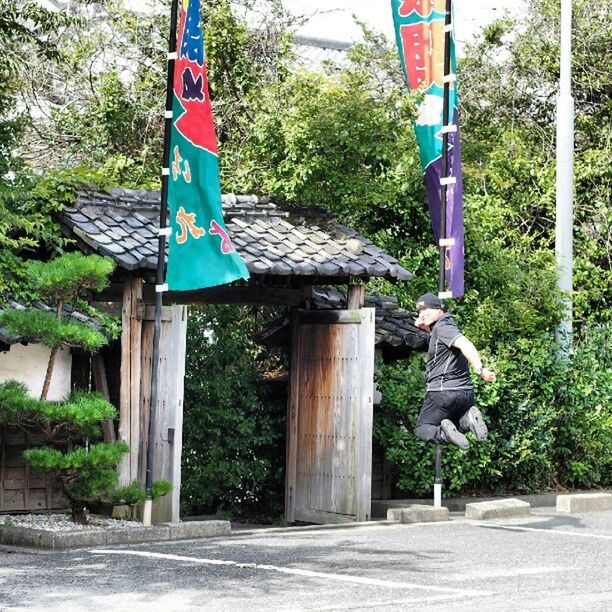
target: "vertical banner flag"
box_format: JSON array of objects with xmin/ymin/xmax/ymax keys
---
[
  {"xmin": 391, "ymin": 0, "xmax": 464, "ymax": 296},
  {"xmin": 166, "ymin": 0, "xmax": 250, "ymax": 290}
]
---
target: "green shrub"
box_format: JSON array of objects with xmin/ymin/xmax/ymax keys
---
[
  {"xmin": 0, "ymin": 308, "xmax": 107, "ymax": 352},
  {"xmin": 375, "ymin": 356, "xmax": 498, "ymax": 498},
  {"xmin": 25, "ymin": 443, "xmax": 171, "ymax": 523},
  {"xmin": 0, "ymin": 252, "xmax": 166, "ymax": 524},
  {"xmin": 554, "ymin": 324, "xmax": 612, "ymax": 487},
  {"xmin": 375, "ymin": 327, "xmax": 611, "ymax": 498},
  {"xmin": 181, "ymin": 305, "xmax": 286, "ymax": 522},
  {"xmin": 0, "ymin": 380, "xmax": 115, "ymax": 439},
  {"xmin": 28, "ymin": 252, "xmax": 115, "ymax": 304}
]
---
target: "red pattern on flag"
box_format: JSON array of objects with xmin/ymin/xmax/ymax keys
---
[
  {"xmin": 399, "ymin": 19, "xmax": 445, "ymax": 90},
  {"xmin": 173, "ymin": 0, "xmax": 217, "ymax": 154}
]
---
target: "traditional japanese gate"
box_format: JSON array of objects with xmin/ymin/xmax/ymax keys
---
[{"xmin": 285, "ymin": 306, "xmax": 375, "ymax": 524}]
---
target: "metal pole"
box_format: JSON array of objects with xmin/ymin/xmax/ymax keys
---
[
  {"xmin": 143, "ymin": 0, "xmax": 180, "ymax": 527},
  {"xmin": 438, "ymin": 0, "xmax": 453, "ymax": 297},
  {"xmin": 434, "ymin": 445, "xmax": 442, "ymax": 507},
  {"xmin": 434, "ymin": 0, "xmax": 454, "ymax": 509},
  {"xmin": 555, "ymin": 0, "xmax": 574, "ymax": 355}
]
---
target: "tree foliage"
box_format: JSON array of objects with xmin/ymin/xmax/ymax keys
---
[
  {"xmin": 2, "ymin": 0, "xmax": 609, "ymax": 512},
  {"xmin": 181, "ymin": 305, "xmax": 286, "ymax": 521},
  {"xmin": 0, "ymin": 253, "xmax": 169, "ymax": 523}
]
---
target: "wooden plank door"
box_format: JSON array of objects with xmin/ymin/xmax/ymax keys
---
[{"xmin": 286, "ymin": 308, "xmax": 375, "ymax": 524}]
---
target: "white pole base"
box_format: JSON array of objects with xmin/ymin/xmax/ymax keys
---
[
  {"xmin": 434, "ymin": 483, "xmax": 442, "ymax": 508},
  {"xmin": 142, "ymin": 498, "xmax": 153, "ymax": 526}
]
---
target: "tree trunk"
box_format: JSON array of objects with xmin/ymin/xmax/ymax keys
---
[
  {"xmin": 71, "ymin": 500, "xmax": 89, "ymax": 525},
  {"xmin": 40, "ymin": 346, "xmax": 59, "ymax": 400},
  {"xmin": 40, "ymin": 301, "xmax": 63, "ymax": 401}
]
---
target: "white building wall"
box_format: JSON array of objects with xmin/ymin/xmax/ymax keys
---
[{"xmin": 0, "ymin": 344, "xmax": 72, "ymax": 401}]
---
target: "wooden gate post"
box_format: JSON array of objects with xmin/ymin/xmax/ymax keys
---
[
  {"xmin": 346, "ymin": 284, "xmax": 365, "ymax": 309},
  {"xmin": 137, "ymin": 304, "xmax": 187, "ymax": 523},
  {"xmin": 118, "ymin": 277, "xmax": 143, "ymax": 486}
]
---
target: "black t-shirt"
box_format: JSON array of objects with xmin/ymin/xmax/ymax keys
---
[{"xmin": 425, "ymin": 313, "xmax": 473, "ymax": 391}]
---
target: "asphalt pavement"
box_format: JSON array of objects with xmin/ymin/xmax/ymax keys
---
[{"xmin": 0, "ymin": 507, "xmax": 611, "ymax": 611}]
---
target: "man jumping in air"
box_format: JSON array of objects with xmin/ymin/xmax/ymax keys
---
[{"xmin": 413, "ymin": 293, "xmax": 496, "ymax": 450}]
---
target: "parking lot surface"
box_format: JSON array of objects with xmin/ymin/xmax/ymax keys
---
[{"xmin": 1, "ymin": 508, "xmax": 611, "ymax": 611}]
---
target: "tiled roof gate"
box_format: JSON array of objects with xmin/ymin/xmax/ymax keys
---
[{"xmin": 50, "ymin": 188, "xmax": 424, "ymax": 524}]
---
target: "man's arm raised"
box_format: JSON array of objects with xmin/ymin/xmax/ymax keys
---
[{"xmin": 453, "ymin": 335, "xmax": 496, "ymax": 382}]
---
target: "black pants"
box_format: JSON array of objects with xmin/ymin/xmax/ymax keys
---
[{"xmin": 414, "ymin": 389, "xmax": 475, "ymax": 444}]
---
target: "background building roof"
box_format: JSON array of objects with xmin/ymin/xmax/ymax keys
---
[
  {"xmin": 312, "ymin": 287, "xmax": 428, "ymax": 351},
  {"xmin": 254, "ymin": 287, "xmax": 428, "ymax": 356}
]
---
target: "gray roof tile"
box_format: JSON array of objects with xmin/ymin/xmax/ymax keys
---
[{"xmin": 57, "ymin": 189, "xmax": 414, "ymax": 281}]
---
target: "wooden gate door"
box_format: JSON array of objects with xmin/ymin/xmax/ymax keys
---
[
  {"xmin": 119, "ymin": 278, "xmax": 187, "ymax": 524},
  {"xmin": 286, "ymin": 308, "xmax": 375, "ymax": 524}
]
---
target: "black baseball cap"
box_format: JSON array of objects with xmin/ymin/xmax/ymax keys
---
[{"xmin": 416, "ymin": 293, "xmax": 444, "ymax": 312}]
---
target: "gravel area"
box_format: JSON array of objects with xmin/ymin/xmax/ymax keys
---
[{"xmin": 0, "ymin": 513, "xmax": 142, "ymax": 531}]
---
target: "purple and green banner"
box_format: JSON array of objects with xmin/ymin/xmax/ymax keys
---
[
  {"xmin": 166, "ymin": 0, "xmax": 250, "ymax": 291},
  {"xmin": 391, "ymin": 0, "xmax": 464, "ymax": 296}
]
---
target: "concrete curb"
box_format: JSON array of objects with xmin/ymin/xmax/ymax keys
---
[
  {"xmin": 465, "ymin": 498, "xmax": 531, "ymax": 520},
  {"xmin": 0, "ymin": 520, "xmax": 230, "ymax": 550},
  {"xmin": 229, "ymin": 520, "xmax": 399, "ymax": 537},
  {"xmin": 387, "ymin": 505, "xmax": 449, "ymax": 524},
  {"xmin": 372, "ymin": 489, "xmax": 612, "ymax": 517},
  {"xmin": 556, "ymin": 493, "xmax": 612, "ymax": 514}
]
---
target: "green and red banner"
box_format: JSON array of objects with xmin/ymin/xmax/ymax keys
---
[
  {"xmin": 391, "ymin": 0, "xmax": 464, "ymax": 296},
  {"xmin": 166, "ymin": 0, "xmax": 249, "ymax": 291}
]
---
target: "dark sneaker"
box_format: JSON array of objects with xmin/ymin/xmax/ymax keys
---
[
  {"xmin": 440, "ymin": 419, "xmax": 469, "ymax": 450},
  {"xmin": 460, "ymin": 406, "xmax": 489, "ymax": 441}
]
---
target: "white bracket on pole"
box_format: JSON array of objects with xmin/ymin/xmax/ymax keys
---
[
  {"xmin": 443, "ymin": 73, "xmax": 457, "ymax": 83},
  {"xmin": 440, "ymin": 176, "xmax": 456, "ymax": 186},
  {"xmin": 438, "ymin": 291, "xmax": 453, "ymax": 300},
  {"xmin": 439, "ymin": 237, "xmax": 455, "ymax": 247},
  {"xmin": 156, "ymin": 284, "xmax": 168, "ymax": 293},
  {"xmin": 157, "ymin": 227, "xmax": 172, "ymax": 237},
  {"xmin": 444, "ymin": 24, "xmax": 453, "ymax": 33},
  {"xmin": 164, "ymin": 110, "xmax": 173, "ymax": 119},
  {"xmin": 161, "ymin": 167, "xmax": 170, "ymax": 176},
  {"xmin": 167, "ymin": 51, "xmax": 177, "ymax": 60},
  {"xmin": 440, "ymin": 124, "xmax": 457, "ymax": 134}
]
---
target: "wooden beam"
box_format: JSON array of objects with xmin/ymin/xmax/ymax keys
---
[
  {"xmin": 347, "ymin": 284, "xmax": 365, "ymax": 309},
  {"xmin": 98, "ymin": 284, "xmax": 304, "ymax": 306},
  {"xmin": 297, "ymin": 310, "xmax": 362, "ymax": 325},
  {"xmin": 355, "ymin": 308, "xmax": 375, "ymax": 522},
  {"xmin": 89, "ymin": 302, "xmax": 122, "ymax": 317},
  {"xmin": 285, "ymin": 310, "xmax": 300, "ymax": 524},
  {"xmin": 136, "ymin": 305, "xmax": 188, "ymax": 524},
  {"xmin": 93, "ymin": 355, "xmax": 116, "ymax": 443}
]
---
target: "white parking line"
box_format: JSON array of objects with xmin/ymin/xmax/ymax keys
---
[
  {"xmin": 310, "ymin": 593, "xmax": 472, "ymax": 610},
  {"xmin": 472, "ymin": 522, "xmax": 612, "ymax": 540},
  {"xmin": 90, "ymin": 549, "xmax": 493, "ymax": 597},
  {"xmin": 445, "ymin": 566, "xmax": 573, "ymax": 580}
]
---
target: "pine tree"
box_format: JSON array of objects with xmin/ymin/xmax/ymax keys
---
[{"xmin": 0, "ymin": 253, "xmax": 170, "ymax": 524}]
